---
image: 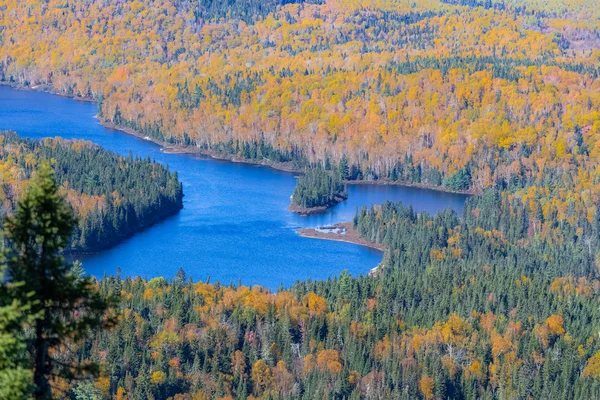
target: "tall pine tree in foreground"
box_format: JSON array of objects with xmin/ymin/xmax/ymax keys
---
[{"xmin": 1, "ymin": 164, "xmax": 116, "ymax": 399}]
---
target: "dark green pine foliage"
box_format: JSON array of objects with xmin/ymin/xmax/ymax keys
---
[
  {"xmin": 0, "ymin": 131, "xmax": 183, "ymax": 252},
  {"xmin": 292, "ymin": 165, "xmax": 347, "ymax": 209},
  {"xmin": 2, "ymin": 164, "xmax": 116, "ymax": 399},
  {"xmin": 0, "ymin": 276, "xmax": 33, "ymax": 400},
  {"xmin": 181, "ymin": 0, "xmax": 322, "ymax": 25},
  {"xmin": 82, "ymin": 254, "xmax": 600, "ymax": 400},
  {"xmin": 443, "ymin": 167, "xmax": 471, "ymax": 191}
]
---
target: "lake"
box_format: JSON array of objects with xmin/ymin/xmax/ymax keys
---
[{"xmin": 0, "ymin": 85, "xmax": 467, "ymax": 289}]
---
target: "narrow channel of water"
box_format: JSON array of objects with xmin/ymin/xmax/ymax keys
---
[{"xmin": 0, "ymin": 86, "xmax": 467, "ymax": 289}]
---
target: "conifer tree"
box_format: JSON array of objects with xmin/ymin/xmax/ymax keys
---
[{"xmin": 2, "ymin": 164, "xmax": 116, "ymax": 399}]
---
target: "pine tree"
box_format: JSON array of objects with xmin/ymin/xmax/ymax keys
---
[{"xmin": 2, "ymin": 164, "xmax": 116, "ymax": 399}]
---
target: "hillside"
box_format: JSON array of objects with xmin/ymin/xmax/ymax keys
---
[
  {"xmin": 0, "ymin": 0, "xmax": 599, "ymax": 192},
  {"xmin": 2, "ymin": 0, "xmax": 600, "ymax": 398},
  {"xmin": 0, "ymin": 131, "xmax": 183, "ymax": 252}
]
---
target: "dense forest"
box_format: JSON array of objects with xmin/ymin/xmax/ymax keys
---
[
  {"xmin": 4, "ymin": 187, "xmax": 600, "ymax": 398},
  {"xmin": 291, "ymin": 166, "xmax": 347, "ymax": 210},
  {"xmin": 2, "ymin": 0, "xmax": 600, "ymax": 196},
  {"xmin": 69, "ymin": 187, "xmax": 600, "ymax": 398},
  {"xmin": 2, "ymin": 0, "xmax": 600, "ymax": 399},
  {"xmin": 0, "ymin": 131, "xmax": 183, "ymax": 252}
]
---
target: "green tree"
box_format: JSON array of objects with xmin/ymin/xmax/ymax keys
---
[
  {"xmin": 292, "ymin": 165, "xmax": 347, "ymax": 209},
  {"xmin": 0, "ymin": 277, "xmax": 34, "ymax": 400},
  {"xmin": 2, "ymin": 164, "xmax": 116, "ymax": 399}
]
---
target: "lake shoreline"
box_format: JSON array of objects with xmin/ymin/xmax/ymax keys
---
[
  {"xmin": 1, "ymin": 84, "xmax": 468, "ymax": 286},
  {"xmin": 1, "ymin": 82, "xmax": 474, "ymax": 197},
  {"xmin": 108, "ymin": 123, "xmax": 474, "ymax": 197},
  {"xmin": 288, "ymin": 202, "xmax": 329, "ymax": 216},
  {"xmin": 0, "ymin": 81, "xmax": 96, "ymax": 103},
  {"xmin": 346, "ymin": 179, "xmax": 473, "ymax": 195},
  {"xmin": 63, "ymin": 203, "xmax": 183, "ymax": 257},
  {"xmin": 101, "ymin": 121, "xmax": 302, "ymax": 174},
  {"xmin": 288, "ymin": 194, "xmax": 349, "ymax": 216},
  {"xmin": 297, "ymin": 222, "xmax": 386, "ymax": 276},
  {"xmin": 297, "ymin": 222, "xmax": 385, "ymax": 253}
]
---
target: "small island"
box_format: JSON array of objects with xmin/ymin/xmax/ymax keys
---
[{"xmin": 289, "ymin": 166, "xmax": 348, "ymax": 215}]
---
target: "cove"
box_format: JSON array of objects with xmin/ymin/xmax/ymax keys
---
[{"xmin": 0, "ymin": 86, "xmax": 467, "ymax": 289}]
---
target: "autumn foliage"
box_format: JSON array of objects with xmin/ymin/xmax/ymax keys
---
[{"xmin": 3, "ymin": 0, "xmax": 600, "ymax": 398}]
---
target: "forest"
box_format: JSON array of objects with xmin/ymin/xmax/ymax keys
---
[
  {"xmin": 2, "ymin": 0, "xmax": 600, "ymax": 198},
  {"xmin": 62, "ymin": 190, "xmax": 600, "ymax": 399},
  {"xmin": 27, "ymin": 190, "xmax": 589, "ymax": 399},
  {"xmin": 2, "ymin": 0, "xmax": 600, "ymax": 398},
  {"xmin": 0, "ymin": 131, "xmax": 183, "ymax": 252},
  {"xmin": 4, "ymin": 189, "xmax": 600, "ymax": 398}
]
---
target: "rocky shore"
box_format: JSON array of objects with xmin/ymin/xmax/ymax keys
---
[{"xmin": 296, "ymin": 222, "xmax": 385, "ymax": 252}]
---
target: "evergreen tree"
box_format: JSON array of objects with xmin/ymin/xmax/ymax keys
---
[
  {"xmin": 292, "ymin": 165, "xmax": 347, "ymax": 209},
  {"xmin": 2, "ymin": 164, "xmax": 116, "ymax": 399}
]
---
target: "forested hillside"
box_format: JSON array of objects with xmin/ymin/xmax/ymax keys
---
[
  {"xmin": 74, "ymin": 191, "xmax": 600, "ymax": 399},
  {"xmin": 3, "ymin": 0, "xmax": 600, "ymax": 399},
  {"xmin": 1, "ymin": 0, "xmax": 599, "ymax": 195},
  {"xmin": 7, "ymin": 191, "xmax": 600, "ymax": 398},
  {"xmin": 0, "ymin": 131, "xmax": 183, "ymax": 252}
]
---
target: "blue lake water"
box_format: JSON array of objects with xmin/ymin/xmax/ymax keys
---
[{"xmin": 0, "ymin": 85, "xmax": 467, "ymax": 289}]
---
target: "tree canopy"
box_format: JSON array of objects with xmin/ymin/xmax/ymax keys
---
[{"xmin": 2, "ymin": 0, "xmax": 600, "ymax": 398}]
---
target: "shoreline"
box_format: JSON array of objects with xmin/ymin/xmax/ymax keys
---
[
  {"xmin": 346, "ymin": 179, "xmax": 474, "ymax": 195},
  {"xmin": 101, "ymin": 121, "xmax": 302, "ymax": 174},
  {"xmin": 288, "ymin": 202, "xmax": 329, "ymax": 216},
  {"xmin": 0, "ymin": 81, "xmax": 96, "ymax": 103},
  {"xmin": 287, "ymin": 194, "xmax": 349, "ymax": 216},
  {"xmin": 296, "ymin": 222, "xmax": 386, "ymax": 276},
  {"xmin": 1, "ymin": 81, "xmax": 474, "ymax": 197},
  {"xmin": 99, "ymin": 124, "xmax": 475, "ymax": 196},
  {"xmin": 296, "ymin": 222, "xmax": 385, "ymax": 253},
  {"xmin": 62, "ymin": 202, "xmax": 183, "ymax": 257}
]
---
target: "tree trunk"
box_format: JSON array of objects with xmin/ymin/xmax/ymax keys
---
[{"xmin": 34, "ymin": 317, "xmax": 51, "ymax": 400}]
